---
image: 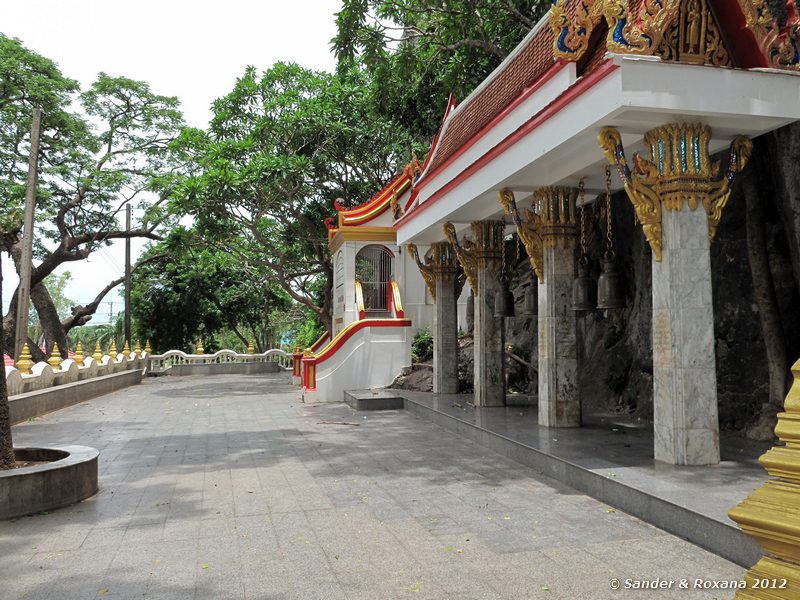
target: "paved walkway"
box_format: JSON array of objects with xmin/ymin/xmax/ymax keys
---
[{"xmin": 2, "ymin": 374, "xmax": 744, "ymax": 599}]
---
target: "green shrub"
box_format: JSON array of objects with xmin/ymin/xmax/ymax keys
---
[{"xmin": 411, "ymin": 327, "xmax": 434, "ymax": 362}]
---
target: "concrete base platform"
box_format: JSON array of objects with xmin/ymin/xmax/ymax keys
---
[
  {"xmin": 344, "ymin": 389, "xmax": 405, "ymax": 411},
  {"xmin": 0, "ymin": 445, "xmax": 99, "ymax": 520},
  {"xmin": 395, "ymin": 390, "xmax": 766, "ymax": 568}
]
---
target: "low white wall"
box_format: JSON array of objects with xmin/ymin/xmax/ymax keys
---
[
  {"xmin": 146, "ymin": 349, "xmax": 292, "ymax": 374},
  {"xmin": 6, "ymin": 353, "xmax": 146, "ymax": 397},
  {"xmin": 305, "ymin": 324, "xmax": 412, "ymax": 403}
]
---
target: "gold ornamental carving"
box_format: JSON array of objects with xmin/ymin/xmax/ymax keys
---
[
  {"xmin": 532, "ymin": 187, "xmax": 579, "ymax": 248},
  {"xmin": 729, "ymin": 358, "xmax": 800, "ymax": 598},
  {"xmin": 443, "ymin": 222, "xmax": 478, "ymax": 293},
  {"xmin": 498, "ymin": 188, "xmax": 545, "ymax": 283},
  {"xmin": 470, "ymin": 220, "xmax": 506, "ymax": 268},
  {"xmin": 598, "ymin": 124, "xmax": 752, "ymax": 261},
  {"xmin": 550, "ymin": 0, "xmax": 734, "ymax": 67},
  {"xmin": 407, "ymin": 241, "xmax": 465, "ymax": 301},
  {"xmin": 737, "ymin": 0, "xmax": 800, "ymax": 70}
]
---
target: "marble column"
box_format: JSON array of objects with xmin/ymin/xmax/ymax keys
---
[
  {"xmin": 652, "ymin": 207, "xmax": 719, "ymax": 464},
  {"xmin": 408, "ymin": 242, "xmax": 465, "ymax": 394},
  {"xmin": 500, "ymin": 187, "xmax": 579, "ymax": 427},
  {"xmin": 444, "ymin": 221, "xmax": 505, "ymax": 407},
  {"xmin": 599, "ymin": 123, "xmax": 752, "ymax": 466},
  {"xmin": 472, "ymin": 220, "xmax": 506, "ymax": 407}
]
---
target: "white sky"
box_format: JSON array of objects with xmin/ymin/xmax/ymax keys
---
[{"xmin": 1, "ymin": 0, "xmax": 341, "ymax": 322}]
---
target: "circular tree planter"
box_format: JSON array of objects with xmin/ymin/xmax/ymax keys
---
[{"xmin": 0, "ymin": 445, "xmax": 99, "ymax": 520}]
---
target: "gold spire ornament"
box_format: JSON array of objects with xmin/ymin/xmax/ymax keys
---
[
  {"xmin": 93, "ymin": 341, "xmax": 103, "ymax": 363},
  {"xmin": 122, "ymin": 341, "xmax": 131, "ymax": 360},
  {"xmin": 729, "ymin": 358, "xmax": 800, "ymax": 598},
  {"xmin": 144, "ymin": 339, "xmax": 152, "ymax": 354},
  {"xmin": 134, "ymin": 341, "xmax": 142, "ymax": 356},
  {"xmin": 247, "ymin": 340, "xmax": 255, "ymax": 355},
  {"xmin": 47, "ymin": 343, "xmax": 63, "ymax": 371},
  {"xmin": 195, "ymin": 341, "xmax": 204, "ymax": 355},
  {"xmin": 15, "ymin": 343, "xmax": 33, "ymax": 375},
  {"xmin": 74, "ymin": 342, "xmax": 85, "ymax": 367},
  {"xmin": 109, "ymin": 341, "xmax": 118, "ymax": 360}
]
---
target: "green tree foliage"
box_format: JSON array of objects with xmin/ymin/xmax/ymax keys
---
[
  {"xmin": 0, "ymin": 34, "xmax": 185, "ymax": 360},
  {"xmin": 174, "ymin": 62, "xmax": 420, "ymax": 333},
  {"xmin": 130, "ymin": 228, "xmax": 291, "ymax": 354},
  {"xmin": 333, "ymin": 0, "xmax": 550, "ymax": 138}
]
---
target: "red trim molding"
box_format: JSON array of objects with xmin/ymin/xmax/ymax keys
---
[
  {"xmin": 301, "ymin": 318, "xmax": 412, "ymax": 391},
  {"xmin": 413, "ymin": 61, "xmax": 569, "ymax": 198}
]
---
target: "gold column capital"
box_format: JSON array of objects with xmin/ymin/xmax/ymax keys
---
[
  {"xmin": 408, "ymin": 241, "xmax": 464, "ymax": 301},
  {"xmin": 498, "ymin": 187, "xmax": 577, "ymax": 283},
  {"xmin": 730, "ymin": 358, "xmax": 800, "ymax": 596},
  {"xmin": 499, "ymin": 188, "xmax": 544, "ymax": 283},
  {"xmin": 533, "ymin": 187, "xmax": 579, "ymax": 247},
  {"xmin": 443, "ymin": 222, "xmax": 479, "ymax": 293},
  {"xmin": 598, "ymin": 123, "xmax": 752, "ymax": 261}
]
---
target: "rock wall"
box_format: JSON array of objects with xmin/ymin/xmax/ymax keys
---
[{"xmin": 502, "ymin": 126, "xmax": 800, "ymax": 436}]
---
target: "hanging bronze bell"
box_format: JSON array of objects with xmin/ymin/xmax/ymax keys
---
[
  {"xmin": 523, "ymin": 282, "xmax": 538, "ymax": 316},
  {"xmin": 596, "ymin": 252, "xmax": 625, "ymax": 309},
  {"xmin": 572, "ymin": 257, "xmax": 595, "ymax": 311},
  {"xmin": 494, "ymin": 284, "xmax": 515, "ymax": 317}
]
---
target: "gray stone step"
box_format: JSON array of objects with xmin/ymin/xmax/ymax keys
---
[{"xmin": 344, "ymin": 389, "xmax": 405, "ymax": 411}]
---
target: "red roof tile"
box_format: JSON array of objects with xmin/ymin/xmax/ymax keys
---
[{"xmin": 425, "ymin": 24, "xmax": 556, "ymax": 175}]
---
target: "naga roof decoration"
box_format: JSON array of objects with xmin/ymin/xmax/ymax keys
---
[
  {"xmin": 324, "ymin": 159, "xmax": 421, "ymax": 237},
  {"xmin": 551, "ymin": 0, "xmax": 800, "ymax": 70}
]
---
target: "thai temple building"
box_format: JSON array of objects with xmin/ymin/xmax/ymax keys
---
[
  {"xmin": 302, "ymin": 0, "xmax": 800, "ymax": 481},
  {"xmin": 301, "ymin": 0, "xmax": 800, "ymax": 456}
]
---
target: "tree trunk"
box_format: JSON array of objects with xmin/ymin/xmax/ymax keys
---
[
  {"xmin": 0, "ymin": 251, "xmax": 15, "ymax": 468},
  {"xmin": 743, "ymin": 168, "xmax": 789, "ymax": 408},
  {"xmin": 769, "ymin": 127, "xmax": 800, "ymax": 303},
  {"xmin": 30, "ymin": 283, "xmax": 70, "ymax": 357}
]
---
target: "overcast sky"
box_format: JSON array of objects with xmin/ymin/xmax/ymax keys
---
[{"xmin": 1, "ymin": 0, "xmax": 341, "ymax": 323}]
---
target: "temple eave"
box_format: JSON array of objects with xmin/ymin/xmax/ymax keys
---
[{"xmin": 397, "ymin": 55, "xmax": 800, "ymax": 245}]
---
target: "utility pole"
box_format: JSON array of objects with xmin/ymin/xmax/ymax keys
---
[
  {"xmin": 124, "ymin": 204, "xmax": 131, "ymax": 344},
  {"xmin": 14, "ymin": 108, "xmax": 42, "ymax": 359}
]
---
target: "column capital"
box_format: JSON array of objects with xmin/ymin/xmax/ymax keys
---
[
  {"xmin": 408, "ymin": 241, "xmax": 466, "ymax": 301},
  {"xmin": 534, "ymin": 187, "xmax": 579, "ymax": 247},
  {"xmin": 443, "ymin": 222, "xmax": 478, "ymax": 293},
  {"xmin": 598, "ymin": 123, "xmax": 752, "ymax": 261},
  {"xmin": 499, "ymin": 188, "xmax": 577, "ymax": 283},
  {"xmin": 470, "ymin": 220, "xmax": 506, "ymax": 267}
]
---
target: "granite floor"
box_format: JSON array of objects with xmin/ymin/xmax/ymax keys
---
[
  {"xmin": 397, "ymin": 391, "xmax": 770, "ymax": 527},
  {"xmin": 1, "ymin": 373, "xmax": 745, "ymax": 599}
]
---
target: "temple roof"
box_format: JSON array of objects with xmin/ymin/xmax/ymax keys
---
[
  {"xmin": 396, "ymin": 0, "xmax": 800, "ymax": 244},
  {"xmin": 413, "ymin": 0, "xmax": 800, "ymax": 200}
]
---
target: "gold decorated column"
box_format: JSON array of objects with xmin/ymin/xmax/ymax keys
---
[
  {"xmin": 444, "ymin": 220, "xmax": 506, "ymax": 407},
  {"xmin": 501, "ymin": 187, "xmax": 580, "ymax": 427},
  {"xmin": 408, "ymin": 242, "xmax": 466, "ymax": 394},
  {"xmin": 599, "ymin": 123, "xmax": 751, "ymax": 465}
]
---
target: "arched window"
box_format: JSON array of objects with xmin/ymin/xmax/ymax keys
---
[{"xmin": 355, "ymin": 245, "xmax": 393, "ymax": 313}]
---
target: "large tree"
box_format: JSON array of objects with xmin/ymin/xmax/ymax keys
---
[
  {"xmin": 333, "ymin": 0, "xmax": 550, "ymax": 138},
  {"xmin": 131, "ymin": 228, "xmax": 291, "ymax": 353},
  {"xmin": 1, "ymin": 34, "xmax": 184, "ymax": 361},
  {"xmin": 175, "ymin": 62, "xmax": 420, "ymax": 333}
]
